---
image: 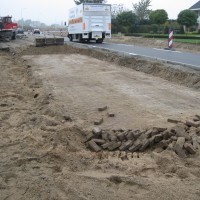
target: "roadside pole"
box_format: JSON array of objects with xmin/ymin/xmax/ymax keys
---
[
  {"xmin": 165, "ymin": 28, "xmax": 175, "ymax": 51},
  {"xmin": 164, "ymin": 28, "xmax": 175, "ymax": 51},
  {"xmin": 168, "ymin": 28, "xmax": 173, "ymax": 49}
]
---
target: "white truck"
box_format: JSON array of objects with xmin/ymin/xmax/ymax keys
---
[{"xmin": 68, "ymin": 3, "xmax": 111, "ymax": 43}]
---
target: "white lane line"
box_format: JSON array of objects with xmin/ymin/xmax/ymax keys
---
[
  {"xmin": 92, "ymin": 46, "xmax": 138, "ymax": 56},
  {"xmin": 129, "ymin": 53, "xmax": 138, "ymax": 56},
  {"xmin": 104, "ymin": 42, "xmax": 134, "ymax": 47},
  {"xmin": 153, "ymin": 48, "xmax": 182, "ymax": 53}
]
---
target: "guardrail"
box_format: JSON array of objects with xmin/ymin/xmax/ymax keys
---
[{"xmin": 43, "ymin": 31, "xmax": 68, "ymax": 37}]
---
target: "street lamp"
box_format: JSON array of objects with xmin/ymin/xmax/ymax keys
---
[{"xmin": 21, "ymin": 8, "xmax": 26, "ymax": 29}]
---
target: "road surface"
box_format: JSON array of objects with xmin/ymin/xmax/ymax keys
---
[
  {"xmin": 91, "ymin": 42, "xmax": 200, "ymax": 70},
  {"xmin": 65, "ymin": 39, "xmax": 200, "ymax": 70}
]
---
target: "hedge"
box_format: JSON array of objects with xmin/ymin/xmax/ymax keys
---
[{"xmin": 124, "ymin": 33, "xmax": 200, "ymax": 40}]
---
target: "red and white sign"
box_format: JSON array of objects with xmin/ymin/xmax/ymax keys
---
[{"xmin": 168, "ymin": 29, "xmax": 173, "ymax": 48}]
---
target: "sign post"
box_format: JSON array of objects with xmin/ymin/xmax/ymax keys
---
[{"xmin": 168, "ymin": 28, "xmax": 173, "ymax": 49}]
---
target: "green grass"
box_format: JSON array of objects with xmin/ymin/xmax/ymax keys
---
[
  {"xmin": 173, "ymin": 39, "xmax": 200, "ymax": 44},
  {"xmin": 174, "ymin": 34, "xmax": 200, "ymax": 37},
  {"xmin": 112, "ymin": 33, "xmax": 200, "ymax": 45},
  {"xmin": 157, "ymin": 37, "xmax": 200, "ymax": 44}
]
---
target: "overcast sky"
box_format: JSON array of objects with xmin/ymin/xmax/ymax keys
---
[{"xmin": 0, "ymin": 0, "xmax": 198, "ymax": 25}]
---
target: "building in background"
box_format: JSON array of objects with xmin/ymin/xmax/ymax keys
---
[{"xmin": 190, "ymin": 1, "xmax": 200, "ymax": 30}]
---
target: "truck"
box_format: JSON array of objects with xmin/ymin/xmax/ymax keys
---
[
  {"xmin": 68, "ymin": 3, "xmax": 111, "ymax": 43},
  {"xmin": 0, "ymin": 16, "xmax": 18, "ymax": 41}
]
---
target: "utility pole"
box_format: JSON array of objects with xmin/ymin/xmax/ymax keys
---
[{"xmin": 21, "ymin": 8, "xmax": 26, "ymax": 29}]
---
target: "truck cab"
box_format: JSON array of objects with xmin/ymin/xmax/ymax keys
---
[{"xmin": 0, "ymin": 16, "xmax": 18, "ymax": 39}]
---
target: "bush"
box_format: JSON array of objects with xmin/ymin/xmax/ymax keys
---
[
  {"xmin": 151, "ymin": 24, "xmax": 158, "ymax": 33},
  {"xmin": 124, "ymin": 33, "xmax": 143, "ymax": 37},
  {"xmin": 135, "ymin": 25, "xmax": 152, "ymax": 33},
  {"xmin": 164, "ymin": 26, "xmax": 169, "ymax": 34},
  {"xmin": 189, "ymin": 27, "xmax": 196, "ymax": 32},
  {"xmin": 143, "ymin": 34, "xmax": 167, "ymax": 39},
  {"xmin": 132, "ymin": 24, "xmax": 180, "ymax": 34},
  {"xmin": 178, "ymin": 26, "xmax": 185, "ymax": 34},
  {"xmin": 123, "ymin": 33, "xmax": 200, "ymax": 40}
]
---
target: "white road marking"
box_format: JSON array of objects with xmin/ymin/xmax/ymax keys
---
[
  {"xmin": 153, "ymin": 48, "xmax": 182, "ymax": 53},
  {"xmin": 92, "ymin": 46, "xmax": 138, "ymax": 56},
  {"xmin": 129, "ymin": 53, "xmax": 138, "ymax": 56},
  {"xmin": 105, "ymin": 42, "xmax": 134, "ymax": 47}
]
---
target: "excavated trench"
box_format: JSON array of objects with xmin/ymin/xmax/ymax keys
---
[
  {"xmin": 20, "ymin": 43, "xmax": 200, "ymax": 90},
  {"xmin": 19, "ymin": 44, "xmax": 200, "ymax": 153},
  {"xmin": 1, "ymin": 42, "xmax": 200, "ymax": 200}
]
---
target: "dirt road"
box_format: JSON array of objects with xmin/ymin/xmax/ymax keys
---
[{"xmin": 0, "ymin": 37, "xmax": 200, "ymax": 200}]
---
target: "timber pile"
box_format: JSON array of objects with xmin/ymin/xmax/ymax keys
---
[{"xmin": 85, "ymin": 115, "xmax": 200, "ymax": 158}]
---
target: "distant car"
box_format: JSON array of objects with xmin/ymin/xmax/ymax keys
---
[
  {"xmin": 33, "ymin": 29, "xmax": 40, "ymax": 34},
  {"xmin": 17, "ymin": 28, "xmax": 24, "ymax": 34}
]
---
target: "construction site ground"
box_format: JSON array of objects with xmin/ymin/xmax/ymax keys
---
[{"xmin": 1, "ymin": 36, "xmax": 200, "ymax": 200}]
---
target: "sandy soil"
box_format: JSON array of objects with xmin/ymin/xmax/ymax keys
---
[
  {"xmin": 0, "ymin": 37, "xmax": 200, "ymax": 200},
  {"xmin": 23, "ymin": 54, "xmax": 200, "ymax": 130}
]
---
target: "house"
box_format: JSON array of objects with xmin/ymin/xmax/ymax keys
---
[{"xmin": 190, "ymin": 1, "xmax": 200, "ymax": 30}]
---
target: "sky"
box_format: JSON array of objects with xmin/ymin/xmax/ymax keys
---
[{"xmin": 0, "ymin": 0, "xmax": 198, "ymax": 25}]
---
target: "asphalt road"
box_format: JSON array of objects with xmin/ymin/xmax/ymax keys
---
[
  {"xmin": 64, "ymin": 37, "xmax": 200, "ymax": 70},
  {"xmin": 84, "ymin": 42, "xmax": 200, "ymax": 70}
]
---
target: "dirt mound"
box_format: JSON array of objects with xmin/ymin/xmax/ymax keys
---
[{"xmin": 0, "ymin": 50, "xmax": 87, "ymax": 199}]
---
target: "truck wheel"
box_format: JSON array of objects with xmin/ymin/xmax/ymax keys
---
[
  {"xmin": 12, "ymin": 32, "xmax": 16, "ymax": 40},
  {"xmin": 96, "ymin": 39, "xmax": 103, "ymax": 44},
  {"xmin": 69, "ymin": 35, "xmax": 73, "ymax": 42},
  {"xmin": 78, "ymin": 34, "xmax": 82, "ymax": 43}
]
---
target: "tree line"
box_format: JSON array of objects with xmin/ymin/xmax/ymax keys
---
[{"xmin": 74, "ymin": 0, "xmax": 198, "ymax": 34}]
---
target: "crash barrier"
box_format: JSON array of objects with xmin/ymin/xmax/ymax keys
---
[
  {"xmin": 35, "ymin": 37, "xmax": 64, "ymax": 47},
  {"xmin": 45, "ymin": 31, "xmax": 68, "ymax": 37}
]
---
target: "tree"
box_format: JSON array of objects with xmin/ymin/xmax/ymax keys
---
[
  {"xmin": 74, "ymin": 0, "xmax": 106, "ymax": 5},
  {"xmin": 111, "ymin": 18, "xmax": 120, "ymax": 33},
  {"xmin": 116, "ymin": 11, "xmax": 137, "ymax": 33},
  {"xmin": 177, "ymin": 9, "xmax": 197, "ymax": 31},
  {"xmin": 133, "ymin": 0, "xmax": 151, "ymax": 24},
  {"xmin": 24, "ymin": 19, "xmax": 32, "ymax": 26},
  {"xmin": 117, "ymin": 11, "xmax": 137, "ymax": 27},
  {"xmin": 149, "ymin": 9, "xmax": 168, "ymax": 33},
  {"xmin": 111, "ymin": 4, "xmax": 125, "ymax": 33},
  {"xmin": 149, "ymin": 9, "xmax": 168, "ymax": 25},
  {"xmin": 111, "ymin": 4, "xmax": 124, "ymax": 19}
]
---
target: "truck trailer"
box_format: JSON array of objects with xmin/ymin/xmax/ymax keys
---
[{"xmin": 68, "ymin": 3, "xmax": 111, "ymax": 43}]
